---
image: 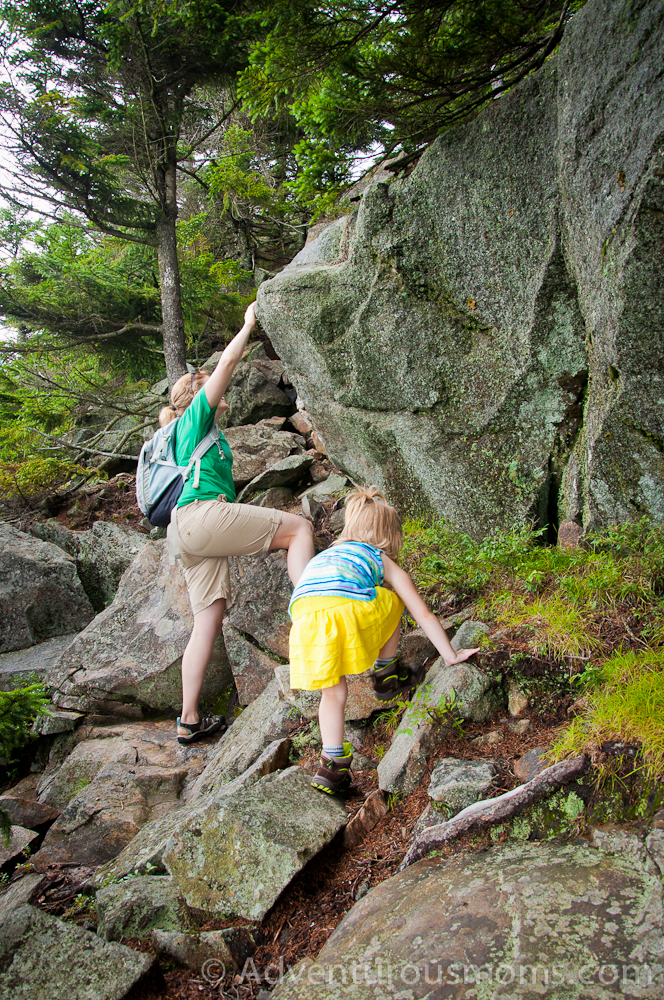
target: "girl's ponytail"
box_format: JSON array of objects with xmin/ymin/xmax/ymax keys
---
[
  {"xmin": 158, "ymin": 405, "xmax": 178, "ymax": 427},
  {"xmin": 337, "ymin": 485, "xmax": 402, "ymax": 559}
]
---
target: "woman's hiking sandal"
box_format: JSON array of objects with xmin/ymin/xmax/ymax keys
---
[
  {"xmin": 311, "ymin": 743, "xmax": 353, "ymax": 796},
  {"xmin": 370, "ymin": 657, "xmax": 426, "ymax": 702},
  {"xmin": 176, "ymin": 714, "xmax": 225, "ymax": 745}
]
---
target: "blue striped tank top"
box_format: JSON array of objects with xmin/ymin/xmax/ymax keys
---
[{"xmin": 288, "ymin": 541, "xmax": 384, "ymax": 618}]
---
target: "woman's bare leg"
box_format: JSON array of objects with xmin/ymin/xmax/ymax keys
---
[
  {"xmin": 179, "ymin": 597, "xmax": 226, "ymax": 732},
  {"xmin": 269, "ymin": 512, "xmax": 314, "ymax": 584},
  {"xmin": 378, "ymin": 622, "xmax": 401, "ymax": 660},
  {"xmin": 318, "ymin": 677, "xmax": 348, "ymax": 747}
]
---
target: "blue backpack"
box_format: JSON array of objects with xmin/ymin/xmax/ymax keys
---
[{"xmin": 136, "ymin": 418, "xmax": 225, "ymax": 527}]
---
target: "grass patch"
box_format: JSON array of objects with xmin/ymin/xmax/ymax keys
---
[
  {"xmin": 401, "ymin": 515, "xmax": 664, "ymax": 752},
  {"xmin": 553, "ymin": 648, "xmax": 664, "ymax": 776}
]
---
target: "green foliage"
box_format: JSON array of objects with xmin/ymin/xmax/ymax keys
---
[
  {"xmin": 400, "ymin": 684, "xmax": 465, "ymax": 737},
  {"xmin": 0, "ymin": 683, "xmax": 51, "ymax": 762},
  {"xmin": 241, "ymin": 1, "xmax": 586, "ymax": 162},
  {"xmin": 553, "ymin": 649, "xmax": 664, "ymax": 777}
]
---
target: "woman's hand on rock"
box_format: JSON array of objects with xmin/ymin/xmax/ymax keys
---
[
  {"xmin": 244, "ymin": 301, "xmax": 257, "ymax": 329},
  {"xmin": 444, "ymin": 647, "xmax": 480, "ymax": 665}
]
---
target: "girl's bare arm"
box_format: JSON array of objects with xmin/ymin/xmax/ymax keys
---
[
  {"xmin": 204, "ymin": 302, "xmax": 256, "ymax": 410},
  {"xmin": 382, "ymin": 554, "xmax": 479, "ymax": 665}
]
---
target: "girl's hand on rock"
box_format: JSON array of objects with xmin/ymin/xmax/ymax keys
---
[
  {"xmin": 244, "ymin": 301, "xmax": 257, "ymax": 329},
  {"xmin": 444, "ymin": 647, "xmax": 480, "ymax": 665}
]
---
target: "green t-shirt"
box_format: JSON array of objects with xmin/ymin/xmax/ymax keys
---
[{"xmin": 175, "ymin": 389, "xmax": 236, "ymax": 506}]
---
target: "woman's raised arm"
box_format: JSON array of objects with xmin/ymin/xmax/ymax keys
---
[{"xmin": 204, "ymin": 302, "xmax": 257, "ymax": 410}]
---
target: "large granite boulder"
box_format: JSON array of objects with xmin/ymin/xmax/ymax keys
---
[
  {"xmin": 0, "ymin": 904, "xmax": 156, "ymax": 1000},
  {"xmin": 74, "ymin": 521, "xmax": 149, "ymax": 612},
  {"xmin": 272, "ymin": 839, "xmax": 664, "ymax": 999},
  {"xmin": 30, "ymin": 520, "xmax": 149, "ymax": 613},
  {"xmin": 257, "ymin": 0, "xmax": 664, "ymax": 534},
  {"xmin": 47, "ymin": 541, "xmax": 232, "ymax": 715},
  {"xmin": 0, "ymin": 522, "xmax": 94, "ymax": 653}
]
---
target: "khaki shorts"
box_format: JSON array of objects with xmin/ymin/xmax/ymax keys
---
[{"xmin": 176, "ymin": 498, "xmax": 283, "ymax": 614}]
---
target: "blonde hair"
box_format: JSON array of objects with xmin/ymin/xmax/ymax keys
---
[
  {"xmin": 158, "ymin": 370, "xmax": 209, "ymax": 427},
  {"xmin": 336, "ymin": 486, "xmax": 402, "ymax": 560}
]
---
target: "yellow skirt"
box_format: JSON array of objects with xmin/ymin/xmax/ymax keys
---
[{"xmin": 289, "ymin": 587, "xmax": 405, "ymax": 691}]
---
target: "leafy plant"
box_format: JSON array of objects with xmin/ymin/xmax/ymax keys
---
[
  {"xmin": 400, "ymin": 685, "xmax": 465, "ymax": 738},
  {"xmin": 0, "ymin": 683, "xmax": 51, "ymax": 763}
]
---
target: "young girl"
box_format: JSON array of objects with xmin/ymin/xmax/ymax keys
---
[{"xmin": 288, "ymin": 486, "xmax": 480, "ymax": 795}]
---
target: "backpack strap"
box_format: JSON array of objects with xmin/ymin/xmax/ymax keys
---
[{"xmin": 182, "ymin": 425, "xmax": 225, "ymax": 490}]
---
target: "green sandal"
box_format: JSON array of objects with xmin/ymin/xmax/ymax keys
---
[{"xmin": 176, "ymin": 714, "xmax": 225, "ymax": 745}]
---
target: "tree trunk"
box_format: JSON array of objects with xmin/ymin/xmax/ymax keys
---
[{"xmin": 156, "ymin": 159, "xmax": 187, "ymax": 386}]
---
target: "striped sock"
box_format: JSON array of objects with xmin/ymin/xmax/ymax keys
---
[
  {"xmin": 323, "ymin": 744, "xmax": 345, "ymax": 757},
  {"xmin": 374, "ymin": 655, "xmax": 398, "ymax": 668}
]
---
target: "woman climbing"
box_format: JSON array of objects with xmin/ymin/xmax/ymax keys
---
[
  {"xmin": 159, "ymin": 302, "xmax": 314, "ymax": 745},
  {"xmin": 288, "ymin": 486, "xmax": 479, "ymax": 795}
]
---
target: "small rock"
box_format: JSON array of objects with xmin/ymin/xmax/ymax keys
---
[
  {"xmin": 96, "ymin": 875, "xmax": 190, "ymax": 941},
  {"xmin": 508, "ymin": 718, "xmax": 531, "ymax": 734},
  {"xmin": 567, "ymin": 696, "xmax": 588, "ymax": 716},
  {"xmin": 471, "ymin": 730, "xmax": 504, "ymax": 747},
  {"xmin": 427, "ymin": 758, "xmax": 498, "ymax": 814},
  {"xmin": 289, "ymin": 411, "xmax": 313, "ymax": 437},
  {"xmin": 0, "ymin": 796, "xmax": 60, "ymax": 830},
  {"xmin": 0, "ymin": 826, "xmax": 40, "ymax": 866},
  {"xmin": 302, "ymin": 493, "xmax": 323, "ymax": 520},
  {"xmin": 236, "ymin": 454, "xmax": 314, "ymax": 502},
  {"xmin": 514, "ymin": 746, "xmax": 550, "ymax": 782},
  {"xmin": 153, "ymin": 926, "xmax": 255, "ymax": 972},
  {"xmin": 508, "ymin": 680, "xmax": 529, "ymax": 717},
  {"xmin": 0, "ymin": 873, "xmax": 47, "ymax": 921},
  {"xmin": 32, "ymin": 710, "xmax": 84, "ymax": 736},
  {"xmin": 311, "ymin": 430, "xmax": 328, "ymax": 456},
  {"xmin": 451, "ymin": 620, "xmax": 489, "ymax": 650},
  {"xmin": 328, "ymin": 508, "xmax": 346, "ymax": 534},
  {"xmin": 150, "ymin": 526, "xmax": 167, "ymax": 539},
  {"xmin": 300, "ymin": 473, "xmax": 347, "ymax": 500},
  {"xmin": 354, "ymin": 881, "xmax": 370, "ymax": 901},
  {"xmin": 411, "ymin": 802, "xmax": 447, "ymax": 841},
  {"xmin": 249, "ymin": 486, "xmax": 294, "ymax": 509},
  {"xmin": 343, "ymin": 790, "xmax": 388, "ymax": 850},
  {"xmin": 558, "ymin": 520, "xmax": 584, "ymax": 549},
  {"xmin": 310, "ymin": 462, "xmax": 330, "ymax": 484}
]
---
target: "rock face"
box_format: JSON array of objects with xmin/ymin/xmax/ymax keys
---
[
  {"xmin": 0, "ymin": 634, "xmax": 78, "ymax": 691},
  {"xmin": 0, "ymin": 523, "xmax": 94, "ymax": 653},
  {"xmin": 203, "ymin": 345, "xmax": 294, "ymax": 427},
  {"xmin": 30, "ymin": 519, "xmax": 150, "ymax": 612},
  {"xmin": 162, "ymin": 767, "xmax": 347, "ymax": 921},
  {"xmin": 377, "ymin": 651, "xmax": 496, "ymax": 794},
  {"xmin": 47, "ymin": 541, "xmax": 232, "ymax": 715},
  {"xmin": 257, "ymin": 0, "xmax": 664, "ymax": 534},
  {"xmin": 0, "ymin": 904, "xmax": 156, "ymax": 1000},
  {"xmin": 223, "ymin": 421, "xmax": 305, "ymax": 488},
  {"xmin": 74, "ymin": 521, "xmax": 149, "ymax": 613},
  {"xmin": 96, "ymin": 876, "xmax": 190, "ymax": 941},
  {"xmin": 272, "ymin": 840, "xmax": 664, "ymax": 999},
  {"xmin": 32, "ymin": 720, "xmax": 218, "ymax": 867}
]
